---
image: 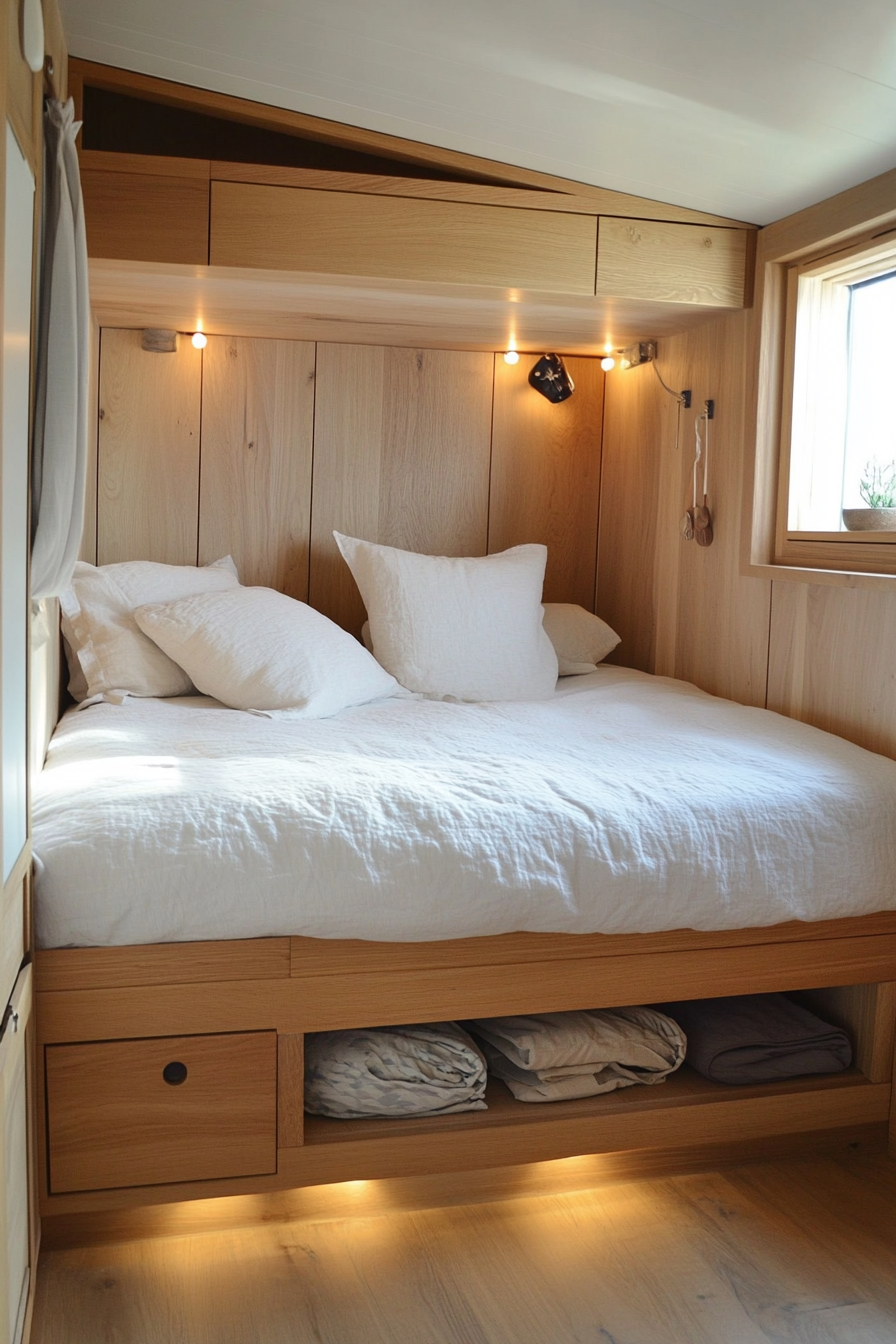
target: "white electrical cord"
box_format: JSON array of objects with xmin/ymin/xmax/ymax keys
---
[{"xmin": 694, "ymin": 412, "xmax": 710, "ymax": 507}]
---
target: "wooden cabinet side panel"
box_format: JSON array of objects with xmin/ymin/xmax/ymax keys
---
[
  {"xmin": 82, "ymin": 170, "xmax": 210, "ymax": 265},
  {"xmin": 210, "ymin": 182, "xmax": 597, "ymax": 294},
  {"xmin": 97, "ymin": 328, "xmax": 202, "ymax": 566},
  {"xmin": 309, "ymin": 344, "xmax": 493, "ymax": 635},
  {"xmin": 597, "ymin": 219, "xmax": 748, "ymax": 307},
  {"xmin": 489, "ymin": 355, "xmax": 604, "ymax": 607},
  {"xmin": 198, "ymin": 336, "xmax": 315, "ymax": 600}
]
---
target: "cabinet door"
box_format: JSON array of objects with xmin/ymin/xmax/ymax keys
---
[{"xmin": 0, "ymin": 965, "xmax": 33, "ymax": 1344}]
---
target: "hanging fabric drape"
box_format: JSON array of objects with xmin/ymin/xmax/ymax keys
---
[{"xmin": 30, "ymin": 97, "xmax": 89, "ymax": 601}]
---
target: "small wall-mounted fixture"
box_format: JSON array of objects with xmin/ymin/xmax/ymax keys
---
[
  {"xmin": 503, "ymin": 349, "xmax": 520, "ymax": 365},
  {"xmin": 191, "ymin": 332, "xmax": 208, "ymax": 350},
  {"xmin": 22, "ymin": 0, "xmax": 44, "ymax": 72},
  {"xmin": 529, "ymin": 353, "xmax": 574, "ymax": 403},
  {"xmin": 618, "ymin": 340, "xmax": 657, "ymax": 370},
  {"xmin": 141, "ymin": 329, "xmax": 178, "ymax": 354}
]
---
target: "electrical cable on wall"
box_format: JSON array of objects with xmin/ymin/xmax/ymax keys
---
[{"xmin": 651, "ymin": 360, "xmax": 691, "ymax": 453}]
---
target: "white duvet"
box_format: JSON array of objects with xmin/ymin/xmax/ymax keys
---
[{"xmin": 32, "ymin": 667, "xmax": 896, "ymax": 948}]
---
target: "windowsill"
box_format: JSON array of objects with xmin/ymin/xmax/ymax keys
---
[{"xmin": 743, "ymin": 559, "xmax": 896, "ymax": 591}]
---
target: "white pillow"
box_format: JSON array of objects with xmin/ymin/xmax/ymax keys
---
[
  {"xmin": 542, "ymin": 604, "xmax": 620, "ymax": 674},
  {"xmin": 134, "ymin": 586, "xmax": 401, "ymax": 716},
  {"xmin": 335, "ymin": 533, "xmax": 558, "ymax": 701},
  {"xmin": 361, "ymin": 602, "xmax": 620, "ymax": 675},
  {"xmin": 60, "ymin": 556, "xmax": 240, "ymax": 702}
]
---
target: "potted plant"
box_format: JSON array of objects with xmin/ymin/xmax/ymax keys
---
[{"xmin": 842, "ymin": 459, "xmax": 896, "ymax": 530}]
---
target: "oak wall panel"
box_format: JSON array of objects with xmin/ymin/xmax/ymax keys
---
[
  {"xmin": 489, "ymin": 356, "xmax": 604, "ymax": 609},
  {"xmin": 309, "ymin": 345, "xmax": 494, "ymax": 635},
  {"xmin": 597, "ymin": 219, "xmax": 749, "ymax": 308},
  {"xmin": 97, "ymin": 329, "xmax": 202, "ymax": 566},
  {"xmin": 767, "ymin": 581, "xmax": 896, "ymax": 757},
  {"xmin": 598, "ymin": 310, "xmax": 771, "ymax": 705},
  {"xmin": 596, "ymin": 362, "xmax": 664, "ymax": 673},
  {"xmin": 198, "ymin": 336, "xmax": 315, "ymax": 599}
]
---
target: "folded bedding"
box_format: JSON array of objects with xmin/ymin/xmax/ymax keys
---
[
  {"xmin": 656, "ymin": 994, "xmax": 852, "ymax": 1084},
  {"xmin": 304, "ymin": 1022, "xmax": 487, "ymax": 1118},
  {"xmin": 469, "ymin": 1008, "xmax": 686, "ymax": 1102},
  {"xmin": 32, "ymin": 666, "xmax": 896, "ymax": 948}
]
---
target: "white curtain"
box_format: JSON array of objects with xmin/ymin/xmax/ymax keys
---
[{"xmin": 30, "ymin": 98, "xmax": 89, "ymax": 601}]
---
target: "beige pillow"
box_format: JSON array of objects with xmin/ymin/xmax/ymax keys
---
[
  {"xmin": 542, "ymin": 604, "xmax": 620, "ymax": 673},
  {"xmin": 335, "ymin": 533, "xmax": 558, "ymax": 701},
  {"xmin": 362, "ymin": 602, "xmax": 620, "ymax": 675},
  {"xmin": 59, "ymin": 556, "xmax": 240, "ymax": 701},
  {"xmin": 135, "ymin": 586, "xmax": 401, "ymax": 716}
]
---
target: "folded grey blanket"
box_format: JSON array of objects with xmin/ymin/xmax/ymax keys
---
[
  {"xmin": 468, "ymin": 1007, "xmax": 686, "ymax": 1103},
  {"xmin": 304, "ymin": 1021, "xmax": 488, "ymax": 1118},
  {"xmin": 655, "ymin": 994, "xmax": 852, "ymax": 1085}
]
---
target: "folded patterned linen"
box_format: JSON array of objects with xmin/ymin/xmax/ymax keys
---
[
  {"xmin": 304, "ymin": 1021, "xmax": 488, "ymax": 1119},
  {"xmin": 655, "ymin": 994, "xmax": 852, "ymax": 1085},
  {"xmin": 468, "ymin": 1007, "xmax": 686, "ymax": 1103}
]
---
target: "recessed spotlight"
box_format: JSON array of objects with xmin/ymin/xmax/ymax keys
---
[
  {"xmin": 504, "ymin": 350, "xmax": 520, "ymax": 365},
  {"xmin": 191, "ymin": 332, "xmax": 208, "ymax": 350},
  {"xmin": 601, "ymin": 356, "xmax": 616, "ymax": 371}
]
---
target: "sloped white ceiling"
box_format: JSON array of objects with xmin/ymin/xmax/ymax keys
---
[{"xmin": 61, "ymin": 0, "xmax": 896, "ymax": 225}]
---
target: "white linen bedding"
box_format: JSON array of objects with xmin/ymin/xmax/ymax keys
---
[{"xmin": 32, "ymin": 666, "xmax": 896, "ymax": 948}]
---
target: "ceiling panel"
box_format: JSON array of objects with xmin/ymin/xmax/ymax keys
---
[{"xmin": 60, "ymin": 0, "xmax": 896, "ymax": 224}]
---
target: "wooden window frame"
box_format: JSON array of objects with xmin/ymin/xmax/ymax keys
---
[{"xmin": 744, "ymin": 168, "xmax": 896, "ymax": 590}]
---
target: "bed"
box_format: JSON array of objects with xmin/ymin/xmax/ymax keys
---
[{"xmin": 32, "ymin": 661, "xmax": 896, "ymax": 1223}]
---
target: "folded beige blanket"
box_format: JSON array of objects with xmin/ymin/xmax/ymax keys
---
[{"xmin": 469, "ymin": 1007, "xmax": 686, "ymax": 1103}]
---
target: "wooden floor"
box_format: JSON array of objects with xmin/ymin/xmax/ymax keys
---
[{"xmin": 31, "ymin": 1151, "xmax": 896, "ymax": 1344}]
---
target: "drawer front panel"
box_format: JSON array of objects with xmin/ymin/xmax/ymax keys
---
[
  {"xmin": 596, "ymin": 218, "xmax": 748, "ymax": 307},
  {"xmin": 210, "ymin": 181, "xmax": 598, "ymax": 294},
  {"xmin": 46, "ymin": 1030, "xmax": 277, "ymax": 1193}
]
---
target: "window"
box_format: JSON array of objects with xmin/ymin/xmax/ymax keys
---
[{"xmin": 773, "ymin": 230, "xmax": 896, "ymax": 575}]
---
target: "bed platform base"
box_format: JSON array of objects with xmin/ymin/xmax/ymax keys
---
[{"xmin": 34, "ymin": 913, "xmax": 896, "ymax": 1228}]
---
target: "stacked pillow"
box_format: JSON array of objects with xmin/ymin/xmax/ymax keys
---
[{"xmin": 60, "ymin": 536, "xmax": 620, "ymax": 717}]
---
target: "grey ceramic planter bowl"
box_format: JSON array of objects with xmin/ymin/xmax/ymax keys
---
[{"xmin": 842, "ymin": 507, "xmax": 896, "ymax": 531}]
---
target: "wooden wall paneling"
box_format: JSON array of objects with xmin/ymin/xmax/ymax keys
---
[
  {"xmin": 767, "ymin": 580, "xmax": 896, "ymax": 757},
  {"xmin": 669, "ymin": 311, "xmax": 772, "ymax": 707},
  {"xmin": 210, "ymin": 182, "xmax": 598, "ymax": 294},
  {"xmin": 595, "ymin": 363, "xmax": 664, "ymax": 673},
  {"xmin": 488, "ymin": 356, "xmax": 603, "ymax": 608},
  {"xmin": 97, "ymin": 328, "xmax": 202, "ymax": 566},
  {"xmin": 309, "ymin": 344, "xmax": 494, "ymax": 635},
  {"xmin": 596, "ymin": 219, "xmax": 749, "ymax": 307},
  {"xmin": 79, "ymin": 152, "xmax": 210, "ymax": 265},
  {"xmin": 198, "ymin": 336, "xmax": 315, "ymax": 599}
]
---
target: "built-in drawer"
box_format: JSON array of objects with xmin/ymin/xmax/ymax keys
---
[{"xmin": 45, "ymin": 1030, "xmax": 277, "ymax": 1193}]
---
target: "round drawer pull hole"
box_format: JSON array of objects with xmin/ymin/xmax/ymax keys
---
[{"xmin": 163, "ymin": 1061, "xmax": 188, "ymax": 1086}]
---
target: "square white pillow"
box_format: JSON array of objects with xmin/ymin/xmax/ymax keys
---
[
  {"xmin": 334, "ymin": 533, "xmax": 558, "ymax": 701},
  {"xmin": 542, "ymin": 604, "xmax": 621, "ymax": 674},
  {"xmin": 361, "ymin": 602, "xmax": 621, "ymax": 675},
  {"xmin": 134, "ymin": 586, "xmax": 401, "ymax": 716},
  {"xmin": 60, "ymin": 556, "xmax": 240, "ymax": 702}
]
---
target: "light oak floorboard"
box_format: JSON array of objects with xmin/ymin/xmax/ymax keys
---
[{"xmin": 31, "ymin": 1152, "xmax": 896, "ymax": 1344}]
